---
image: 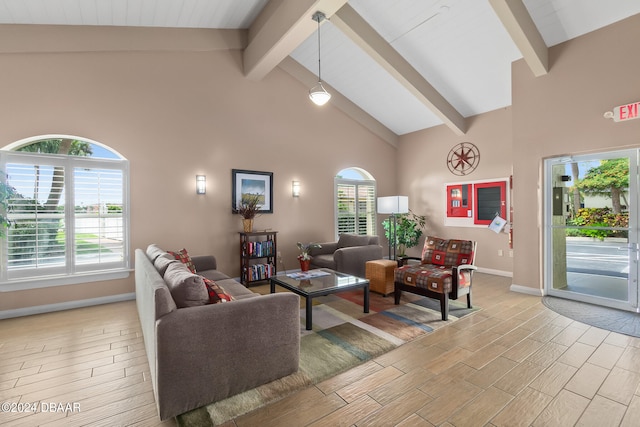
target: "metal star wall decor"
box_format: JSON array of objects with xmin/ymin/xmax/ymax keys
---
[{"xmin": 447, "ymin": 142, "xmax": 480, "ymax": 176}]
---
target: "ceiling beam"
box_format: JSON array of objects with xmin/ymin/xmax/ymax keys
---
[
  {"xmin": 489, "ymin": 0, "xmax": 548, "ymax": 77},
  {"xmin": 331, "ymin": 4, "xmax": 467, "ymax": 136},
  {"xmin": 243, "ymin": 0, "xmax": 348, "ymax": 81},
  {"xmin": 279, "ymin": 57, "xmax": 399, "ymax": 147}
]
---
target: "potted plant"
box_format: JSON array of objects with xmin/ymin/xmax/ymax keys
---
[
  {"xmin": 236, "ymin": 193, "xmax": 262, "ymax": 232},
  {"xmin": 296, "ymin": 242, "xmax": 321, "ymax": 272},
  {"xmin": 382, "ymin": 210, "xmax": 426, "ymax": 257}
]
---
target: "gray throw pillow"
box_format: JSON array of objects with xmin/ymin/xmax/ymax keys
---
[
  {"xmin": 163, "ymin": 262, "xmax": 209, "ymax": 308},
  {"xmin": 146, "ymin": 244, "xmax": 167, "ymax": 262},
  {"xmin": 337, "ymin": 233, "xmax": 370, "ymax": 248},
  {"xmin": 154, "ymin": 253, "xmax": 177, "ymax": 276}
]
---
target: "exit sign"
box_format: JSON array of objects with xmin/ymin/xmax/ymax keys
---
[{"xmin": 613, "ymin": 101, "xmax": 640, "ymax": 122}]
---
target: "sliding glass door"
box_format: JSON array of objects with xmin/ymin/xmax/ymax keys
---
[{"xmin": 545, "ymin": 149, "xmax": 639, "ymax": 312}]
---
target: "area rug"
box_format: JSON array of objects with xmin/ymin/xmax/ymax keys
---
[
  {"xmin": 176, "ymin": 291, "xmax": 479, "ymax": 426},
  {"xmin": 542, "ymin": 296, "xmax": 640, "ymax": 337}
]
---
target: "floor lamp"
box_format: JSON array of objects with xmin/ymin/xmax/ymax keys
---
[{"xmin": 377, "ymin": 196, "xmax": 409, "ymax": 261}]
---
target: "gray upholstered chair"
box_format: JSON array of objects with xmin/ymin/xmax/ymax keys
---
[{"xmin": 309, "ymin": 233, "xmax": 383, "ymax": 278}]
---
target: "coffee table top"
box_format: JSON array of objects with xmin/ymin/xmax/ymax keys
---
[{"xmin": 270, "ymin": 269, "xmax": 369, "ymax": 297}]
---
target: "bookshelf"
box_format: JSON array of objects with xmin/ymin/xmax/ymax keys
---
[{"xmin": 239, "ymin": 231, "xmax": 277, "ymax": 285}]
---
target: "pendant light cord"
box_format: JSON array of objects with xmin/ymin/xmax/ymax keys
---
[
  {"xmin": 313, "ymin": 11, "xmax": 326, "ymax": 84},
  {"xmin": 316, "ymin": 14, "xmax": 322, "ymax": 83}
]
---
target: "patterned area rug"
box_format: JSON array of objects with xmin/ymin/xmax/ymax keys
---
[
  {"xmin": 542, "ymin": 296, "xmax": 640, "ymax": 337},
  {"xmin": 176, "ymin": 290, "xmax": 479, "ymax": 426}
]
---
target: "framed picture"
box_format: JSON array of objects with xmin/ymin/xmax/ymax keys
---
[{"xmin": 232, "ymin": 169, "xmax": 273, "ymax": 214}]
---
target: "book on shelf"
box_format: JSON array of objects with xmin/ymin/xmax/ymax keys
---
[
  {"xmin": 244, "ymin": 263, "xmax": 275, "ymax": 282},
  {"xmin": 244, "ymin": 240, "xmax": 274, "ymax": 257}
]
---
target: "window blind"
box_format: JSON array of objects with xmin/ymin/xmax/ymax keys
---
[
  {"xmin": 1, "ymin": 151, "xmax": 129, "ymax": 283},
  {"xmin": 336, "ymin": 179, "xmax": 376, "ymax": 236}
]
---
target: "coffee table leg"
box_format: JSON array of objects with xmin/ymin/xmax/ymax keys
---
[
  {"xmin": 306, "ymin": 296, "xmax": 313, "ymax": 330},
  {"xmin": 364, "ymin": 284, "xmax": 370, "ymax": 313},
  {"xmin": 270, "ymin": 280, "xmax": 275, "ymax": 294}
]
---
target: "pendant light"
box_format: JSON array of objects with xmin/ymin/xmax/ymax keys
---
[{"xmin": 309, "ymin": 11, "xmax": 331, "ymax": 106}]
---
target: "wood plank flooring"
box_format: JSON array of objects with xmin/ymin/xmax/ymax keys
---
[{"xmin": 2, "ymin": 273, "xmax": 640, "ymax": 426}]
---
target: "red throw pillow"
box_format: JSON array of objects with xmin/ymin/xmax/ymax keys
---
[
  {"xmin": 168, "ymin": 248, "xmax": 196, "ymax": 273},
  {"xmin": 202, "ymin": 277, "xmax": 234, "ymax": 304}
]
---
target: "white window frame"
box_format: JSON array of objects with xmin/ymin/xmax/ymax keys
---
[{"xmin": 0, "ymin": 149, "xmax": 130, "ymax": 291}]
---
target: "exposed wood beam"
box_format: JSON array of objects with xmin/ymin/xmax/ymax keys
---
[
  {"xmin": 489, "ymin": 0, "xmax": 549, "ymax": 77},
  {"xmin": 278, "ymin": 57, "xmax": 398, "ymax": 147},
  {"xmin": 332, "ymin": 4, "xmax": 467, "ymax": 136},
  {"xmin": 243, "ymin": 0, "xmax": 348, "ymax": 81}
]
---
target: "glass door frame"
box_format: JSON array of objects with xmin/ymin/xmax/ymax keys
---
[{"xmin": 543, "ymin": 148, "xmax": 639, "ymax": 312}]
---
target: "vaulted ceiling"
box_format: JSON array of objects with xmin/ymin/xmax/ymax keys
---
[{"xmin": 1, "ymin": 0, "xmax": 638, "ymax": 145}]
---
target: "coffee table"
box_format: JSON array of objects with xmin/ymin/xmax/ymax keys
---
[{"xmin": 270, "ymin": 269, "xmax": 370, "ymax": 330}]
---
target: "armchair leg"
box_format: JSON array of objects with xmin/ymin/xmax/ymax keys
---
[
  {"xmin": 394, "ymin": 283, "xmax": 402, "ymax": 305},
  {"xmin": 440, "ymin": 293, "xmax": 449, "ymax": 321},
  {"xmin": 467, "ymin": 290, "xmax": 472, "ymax": 308}
]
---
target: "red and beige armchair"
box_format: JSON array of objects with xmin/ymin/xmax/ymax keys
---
[{"xmin": 394, "ymin": 236, "xmax": 477, "ymax": 321}]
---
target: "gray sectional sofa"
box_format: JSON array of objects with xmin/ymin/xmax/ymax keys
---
[{"xmin": 135, "ymin": 244, "xmax": 300, "ymax": 420}]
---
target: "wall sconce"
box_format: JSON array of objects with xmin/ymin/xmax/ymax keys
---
[
  {"xmin": 196, "ymin": 175, "xmax": 206, "ymax": 195},
  {"xmin": 292, "ymin": 180, "xmax": 301, "ymax": 197}
]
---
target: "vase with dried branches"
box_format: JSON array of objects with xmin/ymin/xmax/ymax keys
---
[{"xmin": 237, "ymin": 193, "xmax": 262, "ymax": 232}]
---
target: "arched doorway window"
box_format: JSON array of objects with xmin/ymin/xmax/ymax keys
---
[
  {"xmin": 0, "ymin": 135, "xmax": 129, "ymax": 288},
  {"xmin": 335, "ymin": 168, "xmax": 377, "ymax": 238}
]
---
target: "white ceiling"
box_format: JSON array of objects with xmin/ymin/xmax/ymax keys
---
[{"xmin": 0, "ymin": 0, "xmax": 638, "ymax": 137}]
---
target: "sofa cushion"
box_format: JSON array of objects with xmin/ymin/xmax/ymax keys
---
[
  {"xmin": 198, "ymin": 269, "xmax": 233, "ymax": 282},
  {"xmin": 168, "ymin": 248, "xmax": 196, "ymax": 273},
  {"xmin": 163, "ymin": 262, "xmax": 209, "ymax": 308},
  {"xmin": 154, "ymin": 253, "xmax": 177, "ymax": 276},
  {"xmin": 337, "ymin": 233, "xmax": 370, "ymax": 248},
  {"xmin": 202, "ymin": 278, "xmax": 234, "ymax": 303},
  {"xmin": 215, "ymin": 278, "xmax": 260, "ymax": 299},
  {"xmin": 146, "ymin": 244, "xmax": 167, "ymax": 262},
  {"xmin": 310, "ymin": 254, "xmax": 335, "ymax": 269}
]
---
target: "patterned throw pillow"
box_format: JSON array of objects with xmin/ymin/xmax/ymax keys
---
[
  {"xmin": 169, "ymin": 248, "xmax": 196, "ymax": 273},
  {"xmin": 202, "ymin": 277, "xmax": 234, "ymax": 304}
]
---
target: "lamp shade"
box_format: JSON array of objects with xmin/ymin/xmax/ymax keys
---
[
  {"xmin": 309, "ymin": 83, "xmax": 331, "ymax": 106},
  {"xmin": 196, "ymin": 175, "xmax": 206, "ymax": 194},
  {"xmin": 377, "ymin": 196, "xmax": 409, "ymax": 214}
]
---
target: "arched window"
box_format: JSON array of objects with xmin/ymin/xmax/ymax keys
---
[
  {"xmin": 335, "ymin": 168, "xmax": 377, "ymax": 238},
  {"xmin": 0, "ymin": 135, "xmax": 129, "ymax": 288}
]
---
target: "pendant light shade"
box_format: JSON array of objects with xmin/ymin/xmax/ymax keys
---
[
  {"xmin": 310, "ymin": 11, "xmax": 331, "ymax": 106},
  {"xmin": 309, "ymin": 82, "xmax": 331, "ymax": 106}
]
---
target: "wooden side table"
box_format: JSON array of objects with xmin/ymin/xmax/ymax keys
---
[{"xmin": 365, "ymin": 259, "xmax": 398, "ymax": 296}]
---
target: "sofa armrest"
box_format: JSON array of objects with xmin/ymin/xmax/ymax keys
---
[
  {"xmin": 154, "ymin": 292, "xmax": 300, "ymax": 420},
  {"xmin": 310, "ymin": 242, "xmax": 338, "ymax": 256},
  {"xmin": 191, "ymin": 255, "xmax": 217, "ymax": 271},
  {"xmin": 334, "ymin": 245, "xmax": 384, "ymax": 277}
]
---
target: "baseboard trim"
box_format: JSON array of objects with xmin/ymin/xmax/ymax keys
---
[
  {"xmin": 510, "ymin": 284, "xmax": 544, "ymax": 296},
  {"xmin": 477, "ymin": 267, "xmax": 513, "ymax": 277},
  {"xmin": 0, "ymin": 292, "xmax": 136, "ymax": 319}
]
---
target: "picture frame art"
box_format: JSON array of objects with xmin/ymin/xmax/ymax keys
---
[{"xmin": 232, "ymin": 169, "xmax": 273, "ymax": 214}]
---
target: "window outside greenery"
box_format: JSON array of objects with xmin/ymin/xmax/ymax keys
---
[{"xmin": 0, "ymin": 137, "xmax": 129, "ymax": 284}]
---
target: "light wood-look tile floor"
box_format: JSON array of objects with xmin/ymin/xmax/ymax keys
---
[{"xmin": 2, "ymin": 273, "xmax": 640, "ymax": 426}]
